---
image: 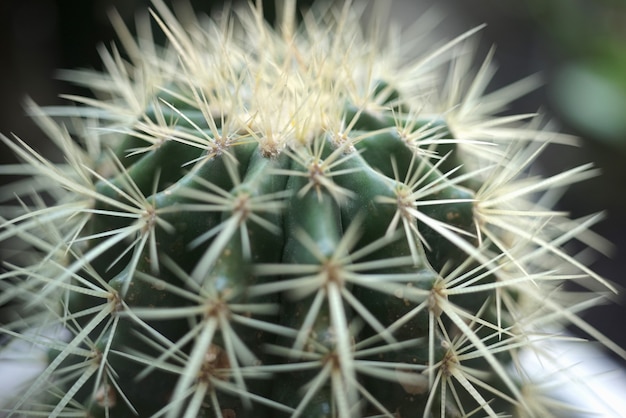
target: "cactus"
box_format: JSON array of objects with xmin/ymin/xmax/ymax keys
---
[{"xmin": 0, "ymin": 0, "xmax": 622, "ymax": 417}]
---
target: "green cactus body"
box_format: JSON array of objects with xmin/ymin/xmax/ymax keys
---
[{"xmin": 0, "ymin": 1, "xmax": 622, "ymax": 417}]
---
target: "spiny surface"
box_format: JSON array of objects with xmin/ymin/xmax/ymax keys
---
[{"xmin": 0, "ymin": 1, "xmax": 620, "ymax": 417}]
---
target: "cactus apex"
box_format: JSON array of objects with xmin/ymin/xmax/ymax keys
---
[{"xmin": 1, "ymin": 1, "xmax": 623, "ymax": 417}]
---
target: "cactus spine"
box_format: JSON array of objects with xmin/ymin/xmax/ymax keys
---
[{"xmin": 0, "ymin": 0, "xmax": 621, "ymax": 417}]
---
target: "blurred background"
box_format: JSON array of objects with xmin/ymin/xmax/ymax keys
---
[{"xmin": 1, "ymin": 0, "xmax": 625, "ymax": 368}]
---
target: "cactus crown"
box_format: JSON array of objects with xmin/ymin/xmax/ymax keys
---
[{"xmin": 0, "ymin": 0, "xmax": 621, "ymax": 417}]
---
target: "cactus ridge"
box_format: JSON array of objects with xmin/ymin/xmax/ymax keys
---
[{"xmin": 0, "ymin": 0, "xmax": 622, "ymax": 417}]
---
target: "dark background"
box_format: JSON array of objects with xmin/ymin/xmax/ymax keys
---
[{"xmin": 1, "ymin": 0, "xmax": 625, "ymax": 365}]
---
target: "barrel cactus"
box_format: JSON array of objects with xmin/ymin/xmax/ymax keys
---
[{"xmin": 0, "ymin": 0, "xmax": 621, "ymax": 417}]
